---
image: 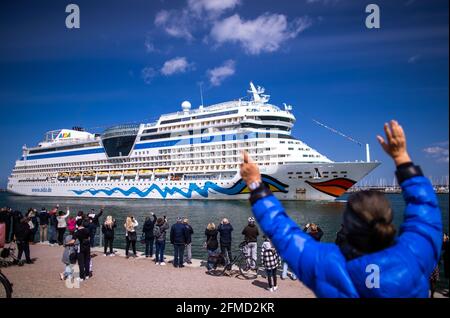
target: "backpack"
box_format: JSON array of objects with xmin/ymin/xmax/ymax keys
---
[{"xmin": 153, "ymin": 225, "xmax": 161, "ymax": 238}]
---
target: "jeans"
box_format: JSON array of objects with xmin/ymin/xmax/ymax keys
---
[
  {"xmin": 90, "ymin": 227, "xmax": 98, "ymax": 248},
  {"xmin": 207, "ymin": 249, "xmax": 220, "ymax": 270},
  {"xmin": 281, "ymin": 262, "xmax": 297, "ymax": 280},
  {"xmin": 17, "ymin": 241, "xmax": 31, "ymax": 262},
  {"xmin": 184, "ymin": 243, "xmax": 192, "ymax": 263},
  {"xmin": 57, "ymin": 227, "xmax": 66, "ymax": 245},
  {"xmin": 145, "ymin": 237, "xmax": 154, "ymax": 257},
  {"xmin": 125, "ymin": 237, "xmax": 137, "ymax": 256},
  {"xmin": 77, "ymin": 248, "xmax": 91, "ymax": 280},
  {"xmin": 220, "ymin": 243, "xmax": 232, "ymax": 262},
  {"xmin": 64, "ymin": 264, "xmax": 74, "ymax": 279},
  {"xmin": 155, "ymin": 240, "xmax": 165, "ymax": 263},
  {"xmin": 39, "ymin": 225, "xmax": 48, "ymax": 242},
  {"xmin": 173, "ymin": 244, "xmax": 185, "ymax": 267},
  {"xmin": 245, "ymin": 242, "xmax": 258, "ymax": 269},
  {"xmin": 48, "ymin": 226, "xmax": 57, "ymax": 244},
  {"xmin": 266, "ymin": 268, "xmax": 278, "ymax": 288},
  {"xmin": 104, "ymin": 237, "xmax": 114, "ymax": 254}
]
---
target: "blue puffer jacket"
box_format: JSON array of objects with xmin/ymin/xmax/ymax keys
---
[{"xmin": 251, "ymin": 175, "xmax": 442, "ymax": 297}]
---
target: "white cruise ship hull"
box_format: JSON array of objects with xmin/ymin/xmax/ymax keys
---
[{"xmin": 7, "ymin": 162, "xmax": 379, "ymax": 201}]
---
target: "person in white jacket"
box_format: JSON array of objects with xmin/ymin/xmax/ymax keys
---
[{"xmin": 56, "ymin": 208, "xmax": 70, "ymax": 245}]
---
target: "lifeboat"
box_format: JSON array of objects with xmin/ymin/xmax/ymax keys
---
[{"xmin": 124, "ymin": 170, "xmax": 137, "ymax": 176}]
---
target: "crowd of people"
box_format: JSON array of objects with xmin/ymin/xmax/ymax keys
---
[{"xmin": 0, "ymin": 120, "xmax": 449, "ymax": 297}]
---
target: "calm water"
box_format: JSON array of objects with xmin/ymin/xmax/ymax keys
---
[{"xmin": 1, "ymin": 192, "xmax": 448, "ymax": 288}]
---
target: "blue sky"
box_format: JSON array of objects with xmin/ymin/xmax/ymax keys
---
[{"xmin": 0, "ymin": 0, "xmax": 448, "ymax": 187}]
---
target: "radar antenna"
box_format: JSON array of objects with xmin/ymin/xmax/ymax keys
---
[{"xmin": 248, "ymin": 82, "xmax": 270, "ymax": 104}]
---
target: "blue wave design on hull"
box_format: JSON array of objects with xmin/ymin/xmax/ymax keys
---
[{"xmin": 70, "ymin": 176, "xmax": 288, "ymax": 199}]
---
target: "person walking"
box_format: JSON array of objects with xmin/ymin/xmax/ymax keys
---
[
  {"xmin": 124, "ymin": 216, "xmax": 139, "ymax": 258},
  {"xmin": 205, "ymin": 223, "xmax": 219, "ymax": 272},
  {"xmin": 26, "ymin": 209, "xmax": 38, "ymax": 244},
  {"xmin": 261, "ymin": 236, "xmax": 280, "ymax": 292},
  {"xmin": 37, "ymin": 207, "xmax": 49, "ymax": 243},
  {"xmin": 102, "ymin": 216, "xmax": 116, "ymax": 256},
  {"xmin": 281, "ymin": 260, "xmax": 297, "ymax": 281},
  {"xmin": 154, "ymin": 217, "xmax": 169, "ymax": 265},
  {"xmin": 56, "ymin": 208, "xmax": 70, "ymax": 245},
  {"xmin": 142, "ymin": 213, "xmax": 157, "ymax": 258},
  {"xmin": 72, "ymin": 219, "xmax": 91, "ymax": 281},
  {"xmin": 218, "ymin": 218, "xmax": 233, "ymax": 265},
  {"xmin": 240, "ymin": 120, "xmax": 443, "ymax": 297},
  {"xmin": 242, "ymin": 217, "xmax": 259, "ymax": 270},
  {"xmin": 183, "ymin": 218, "xmax": 194, "ymax": 264}
]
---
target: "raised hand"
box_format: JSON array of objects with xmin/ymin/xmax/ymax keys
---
[
  {"xmin": 240, "ymin": 151, "xmax": 262, "ymax": 187},
  {"xmin": 377, "ymin": 120, "xmax": 411, "ymax": 166}
]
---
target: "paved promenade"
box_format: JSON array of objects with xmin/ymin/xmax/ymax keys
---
[{"xmin": 2, "ymin": 243, "xmax": 315, "ymax": 298}]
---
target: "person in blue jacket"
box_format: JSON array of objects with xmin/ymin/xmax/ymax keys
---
[{"xmin": 240, "ymin": 120, "xmax": 442, "ymax": 298}]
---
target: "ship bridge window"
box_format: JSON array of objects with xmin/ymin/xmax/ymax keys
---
[
  {"xmin": 241, "ymin": 122, "xmax": 290, "ymax": 131},
  {"xmin": 28, "ymin": 142, "xmax": 101, "ymax": 154},
  {"xmin": 142, "ymin": 128, "xmax": 158, "ymax": 134},
  {"xmin": 160, "ymin": 117, "xmax": 191, "ymax": 125},
  {"xmin": 193, "ymin": 109, "xmax": 239, "ymax": 120},
  {"xmin": 140, "ymin": 133, "xmax": 172, "ymax": 141}
]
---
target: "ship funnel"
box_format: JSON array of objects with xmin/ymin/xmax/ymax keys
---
[{"xmin": 366, "ymin": 143, "xmax": 371, "ymax": 162}]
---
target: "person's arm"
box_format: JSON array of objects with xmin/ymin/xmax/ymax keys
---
[
  {"xmin": 241, "ymin": 152, "xmax": 358, "ymax": 297},
  {"xmin": 170, "ymin": 226, "xmax": 175, "ymax": 244},
  {"xmin": 317, "ymin": 227, "xmax": 324, "ymax": 241},
  {"xmin": 64, "ymin": 208, "xmax": 70, "ymax": 219},
  {"xmin": 378, "ymin": 121, "xmax": 443, "ymax": 272},
  {"xmin": 152, "ymin": 213, "xmax": 157, "ymax": 223},
  {"xmin": 134, "ymin": 220, "xmax": 139, "ymax": 228}
]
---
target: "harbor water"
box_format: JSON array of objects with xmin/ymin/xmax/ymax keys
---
[{"xmin": 1, "ymin": 192, "xmax": 448, "ymax": 289}]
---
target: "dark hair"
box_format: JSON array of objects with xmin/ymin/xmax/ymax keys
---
[
  {"xmin": 58, "ymin": 211, "xmax": 64, "ymax": 216},
  {"xmin": 344, "ymin": 191, "xmax": 396, "ymax": 254},
  {"xmin": 76, "ymin": 219, "xmax": 83, "ymax": 227},
  {"xmin": 82, "ymin": 220, "xmax": 90, "ymax": 228},
  {"xmin": 156, "ymin": 218, "xmax": 164, "ymax": 225}
]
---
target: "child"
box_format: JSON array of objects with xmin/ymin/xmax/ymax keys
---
[
  {"xmin": 60, "ymin": 230, "xmax": 78, "ymax": 281},
  {"xmin": 261, "ymin": 236, "xmax": 280, "ymax": 292}
]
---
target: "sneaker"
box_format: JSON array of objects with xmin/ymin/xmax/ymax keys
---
[
  {"xmin": 267, "ymin": 287, "xmax": 274, "ymax": 292},
  {"xmin": 160, "ymin": 262, "xmax": 166, "ymax": 266},
  {"xmin": 104, "ymin": 254, "xmax": 108, "ymax": 257},
  {"xmin": 273, "ymin": 286, "xmax": 278, "ymax": 292},
  {"xmin": 59, "ymin": 273, "xmax": 65, "ymax": 281},
  {"xmin": 179, "ymin": 265, "xmax": 185, "ymax": 268},
  {"xmin": 109, "ymin": 253, "xmax": 115, "ymax": 257},
  {"xmin": 85, "ymin": 276, "xmax": 89, "ymax": 281}
]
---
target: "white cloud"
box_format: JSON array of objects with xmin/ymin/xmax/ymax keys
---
[
  {"xmin": 161, "ymin": 57, "xmax": 194, "ymax": 76},
  {"xmin": 423, "ymin": 141, "xmax": 449, "ymax": 163},
  {"xmin": 188, "ymin": 0, "xmax": 240, "ymax": 17},
  {"xmin": 207, "ymin": 60, "xmax": 236, "ymax": 86},
  {"xmin": 408, "ymin": 54, "xmax": 421, "ymax": 64},
  {"xmin": 154, "ymin": 9, "xmax": 194, "ymax": 41},
  {"xmin": 141, "ymin": 67, "xmax": 157, "ymax": 84},
  {"xmin": 210, "ymin": 13, "xmax": 312, "ymax": 55},
  {"xmin": 144, "ymin": 37, "xmax": 158, "ymax": 53}
]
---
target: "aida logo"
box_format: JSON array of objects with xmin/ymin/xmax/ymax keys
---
[{"xmin": 58, "ymin": 132, "xmax": 72, "ymax": 139}]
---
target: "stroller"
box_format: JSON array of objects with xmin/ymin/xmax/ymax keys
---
[{"xmin": 0, "ymin": 241, "xmax": 19, "ymax": 267}]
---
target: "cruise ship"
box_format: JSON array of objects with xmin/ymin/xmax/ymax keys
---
[{"xmin": 7, "ymin": 83, "xmax": 380, "ymax": 201}]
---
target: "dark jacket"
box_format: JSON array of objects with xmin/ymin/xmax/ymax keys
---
[
  {"xmin": 11, "ymin": 211, "xmax": 23, "ymax": 231},
  {"xmin": 242, "ymin": 224, "xmax": 259, "ymax": 243},
  {"xmin": 170, "ymin": 222, "xmax": 189, "ymax": 245},
  {"xmin": 102, "ymin": 222, "xmax": 117, "ymax": 239},
  {"xmin": 87, "ymin": 223, "xmax": 97, "ymax": 238},
  {"xmin": 205, "ymin": 228, "xmax": 219, "ymax": 251},
  {"xmin": 218, "ymin": 223, "xmax": 233, "ymax": 245},
  {"xmin": 143, "ymin": 215, "xmax": 158, "ymax": 239},
  {"xmin": 38, "ymin": 210, "xmax": 49, "ymax": 225},
  {"xmin": 304, "ymin": 226, "xmax": 324, "ymax": 242},
  {"xmin": 251, "ymin": 165, "xmax": 443, "ymax": 298},
  {"xmin": 90, "ymin": 210, "xmax": 104, "ymax": 227},
  {"xmin": 184, "ymin": 224, "xmax": 194, "ymax": 244},
  {"xmin": 15, "ymin": 221, "xmax": 31, "ymax": 242},
  {"xmin": 73, "ymin": 228, "xmax": 91, "ymax": 252},
  {"xmin": 49, "ymin": 214, "xmax": 58, "ymax": 227}
]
